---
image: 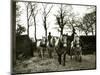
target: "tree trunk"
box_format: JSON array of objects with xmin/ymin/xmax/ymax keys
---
[
  {"xmin": 45, "ymin": 29, "xmax": 47, "ymax": 40},
  {"xmin": 85, "ymin": 31, "xmax": 88, "ymax": 36},
  {"xmin": 44, "ymin": 17, "xmax": 47, "ymax": 46},
  {"xmin": 33, "ymin": 16, "xmax": 37, "ymax": 45},
  {"xmin": 91, "ymin": 27, "xmax": 94, "ymax": 35},
  {"xmin": 27, "ymin": 23, "xmax": 29, "ymax": 36},
  {"xmin": 85, "ymin": 33, "xmax": 87, "ymax": 36},
  {"xmin": 58, "ymin": 54, "xmax": 62, "ymax": 64},
  {"xmin": 61, "ymin": 28, "xmax": 63, "ymax": 36},
  {"xmin": 44, "ymin": 28, "xmax": 47, "ymax": 47},
  {"xmin": 27, "ymin": 5, "xmax": 29, "ymax": 36}
]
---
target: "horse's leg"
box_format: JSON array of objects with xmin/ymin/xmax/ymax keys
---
[
  {"xmin": 42, "ymin": 48, "xmax": 45, "ymax": 59},
  {"xmin": 75, "ymin": 54, "xmax": 77, "ymax": 61},
  {"xmin": 74, "ymin": 49, "xmax": 78, "ymax": 61},
  {"xmin": 47, "ymin": 48, "xmax": 49, "ymax": 58},
  {"xmin": 79, "ymin": 51, "xmax": 82, "ymax": 62},
  {"xmin": 48, "ymin": 48, "xmax": 51, "ymax": 58},
  {"xmin": 58, "ymin": 54, "xmax": 62, "ymax": 64},
  {"xmin": 80, "ymin": 55, "xmax": 82, "ymax": 62},
  {"xmin": 51, "ymin": 48, "xmax": 53, "ymax": 58},
  {"xmin": 70, "ymin": 49, "xmax": 73, "ymax": 60},
  {"xmin": 40, "ymin": 48, "xmax": 44, "ymax": 59},
  {"xmin": 38, "ymin": 48, "xmax": 41, "ymax": 57},
  {"xmin": 48, "ymin": 48, "xmax": 50, "ymax": 58},
  {"xmin": 62, "ymin": 53, "xmax": 66, "ymax": 66},
  {"xmin": 50, "ymin": 48, "xmax": 53, "ymax": 58},
  {"xmin": 48, "ymin": 47, "xmax": 53, "ymax": 58},
  {"xmin": 49, "ymin": 50, "xmax": 52, "ymax": 58},
  {"xmin": 32, "ymin": 47, "xmax": 35, "ymax": 57},
  {"xmin": 40, "ymin": 48, "xmax": 43, "ymax": 59}
]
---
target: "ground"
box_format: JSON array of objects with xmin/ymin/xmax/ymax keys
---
[{"xmin": 14, "ymin": 52, "xmax": 96, "ymax": 74}]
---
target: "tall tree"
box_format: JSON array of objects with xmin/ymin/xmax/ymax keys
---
[
  {"xmin": 25, "ymin": 2, "xmax": 32, "ymax": 36},
  {"xmin": 30, "ymin": 3, "xmax": 38, "ymax": 43},
  {"xmin": 82, "ymin": 10, "xmax": 96, "ymax": 35},
  {"xmin": 42, "ymin": 3, "xmax": 53, "ymax": 43},
  {"xmin": 55, "ymin": 4, "xmax": 68, "ymax": 36},
  {"xmin": 76, "ymin": 9, "xmax": 96, "ymax": 36}
]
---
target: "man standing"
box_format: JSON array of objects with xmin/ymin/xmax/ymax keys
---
[
  {"xmin": 48, "ymin": 32, "xmax": 53, "ymax": 58},
  {"xmin": 48, "ymin": 32, "xmax": 52, "ymax": 47}
]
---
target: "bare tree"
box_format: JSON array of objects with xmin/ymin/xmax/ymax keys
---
[
  {"xmin": 82, "ymin": 10, "xmax": 96, "ymax": 35},
  {"xmin": 54, "ymin": 4, "xmax": 68, "ymax": 36},
  {"xmin": 41, "ymin": 3, "xmax": 53, "ymax": 43},
  {"xmin": 30, "ymin": 3, "xmax": 38, "ymax": 43},
  {"xmin": 25, "ymin": 2, "xmax": 33, "ymax": 36},
  {"xmin": 72, "ymin": 18, "xmax": 83, "ymax": 35},
  {"xmin": 74, "ymin": 7, "xmax": 96, "ymax": 36}
]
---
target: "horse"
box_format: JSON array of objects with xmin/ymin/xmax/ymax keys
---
[
  {"xmin": 36, "ymin": 37, "xmax": 47, "ymax": 59},
  {"xmin": 70, "ymin": 35, "xmax": 82, "ymax": 62},
  {"xmin": 54, "ymin": 34, "xmax": 82, "ymax": 65},
  {"xmin": 46, "ymin": 34, "xmax": 75, "ymax": 66},
  {"xmin": 46, "ymin": 36, "xmax": 56, "ymax": 58},
  {"xmin": 37, "ymin": 36, "xmax": 56, "ymax": 59},
  {"xmin": 53, "ymin": 35, "xmax": 69, "ymax": 66}
]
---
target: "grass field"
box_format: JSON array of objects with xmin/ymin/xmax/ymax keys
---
[{"xmin": 14, "ymin": 52, "xmax": 96, "ymax": 74}]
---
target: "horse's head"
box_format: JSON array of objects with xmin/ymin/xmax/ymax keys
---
[
  {"xmin": 46, "ymin": 35, "xmax": 68, "ymax": 48},
  {"xmin": 54, "ymin": 35, "xmax": 68, "ymax": 48},
  {"xmin": 54, "ymin": 37, "xmax": 60, "ymax": 47},
  {"xmin": 74, "ymin": 35, "xmax": 80, "ymax": 44},
  {"xmin": 62, "ymin": 35, "xmax": 68, "ymax": 47},
  {"xmin": 71, "ymin": 35, "xmax": 80, "ymax": 48}
]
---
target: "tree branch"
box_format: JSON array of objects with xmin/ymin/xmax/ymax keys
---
[{"xmin": 46, "ymin": 5, "xmax": 53, "ymax": 17}]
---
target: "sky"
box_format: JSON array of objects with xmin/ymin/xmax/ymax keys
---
[{"xmin": 16, "ymin": 2, "xmax": 95, "ymax": 40}]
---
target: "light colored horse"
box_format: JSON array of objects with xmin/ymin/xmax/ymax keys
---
[
  {"xmin": 46, "ymin": 36, "xmax": 59, "ymax": 58},
  {"xmin": 37, "ymin": 36, "xmax": 56, "ymax": 59},
  {"xmin": 70, "ymin": 35, "xmax": 82, "ymax": 62},
  {"xmin": 37, "ymin": 36, "xmax": 59, "ymax": 59},
  {"xmin": 36, "ymin": 37, "xmax": 46, "ymax": 59}
]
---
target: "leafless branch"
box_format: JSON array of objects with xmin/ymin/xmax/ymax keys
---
[{"xmin": 46, "ymin": 5, "xmax": 53, "ymax": 17}]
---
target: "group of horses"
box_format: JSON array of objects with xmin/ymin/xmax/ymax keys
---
[{"xmin": 36, "ymin": 33, "xmax": 82, "ymax": 66}]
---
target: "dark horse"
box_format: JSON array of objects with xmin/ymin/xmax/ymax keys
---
[
  {"xmin": 55, "ymin": 28, "xmax": 76, "ymax": 66},
  {"xmin": 70, "ymin": 35, "xmax": 82, "ymax": 62},
  {"xmin": 54, "ymin": 34, "xmax": 69, "ymax": 66}
]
